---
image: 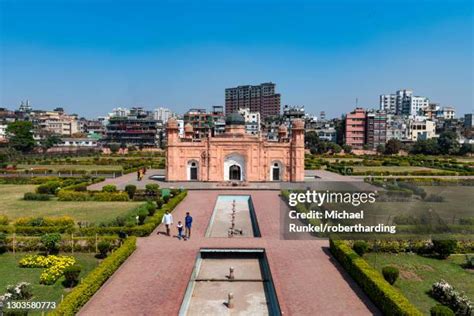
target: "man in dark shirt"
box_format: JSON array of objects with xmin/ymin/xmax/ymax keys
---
[{"xmin": 185, "ymin": 212, "xmax": 193, "ymax": 240}]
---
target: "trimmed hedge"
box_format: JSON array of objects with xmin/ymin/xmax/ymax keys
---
[
  {"xmin": 330, "ymin": 239, "xmax": 423, "ymax": 316},
  {"xmin": 23, "ymin": 192, "xmax": 51, "ymax": 201},
  {"xmin": 50, "ymin": 236, "xmax": 137, "ymax": 316}
]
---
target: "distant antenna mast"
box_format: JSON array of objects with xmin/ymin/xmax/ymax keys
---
[{"xmin": 356, "ymin": 98, "xmax": 359, "ymax": 107}]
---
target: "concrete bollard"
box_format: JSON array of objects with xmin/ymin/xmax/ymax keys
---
[
  {"xmin": 227, "ymin": 292, "xmax": 234, "ymax": 308},
  {"xmin": 229, "ymin": 267, "xmax": 235, "ymax": 280}
]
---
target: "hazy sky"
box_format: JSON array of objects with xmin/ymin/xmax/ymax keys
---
[{"xmin": 0, "ymin": 0, "xmax": 473, "ymax": 118}]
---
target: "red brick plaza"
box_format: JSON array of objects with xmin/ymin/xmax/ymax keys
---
[{"xmin": 80, "ymin": 190, "xmax": 379, "ymax": 316}]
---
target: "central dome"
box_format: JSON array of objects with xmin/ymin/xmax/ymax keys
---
[{"xmin": 225, "ymin": 112, "xmax": 245, "ymax": 125}]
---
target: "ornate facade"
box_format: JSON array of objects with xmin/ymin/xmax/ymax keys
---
[{"xmin": 165, "ymin": 114, "xmax": 304, "ymax": 182}]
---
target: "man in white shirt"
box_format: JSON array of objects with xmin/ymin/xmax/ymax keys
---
[{"xmin": 161, "ymin": 211, "xmax": 173, "ymax": 236}]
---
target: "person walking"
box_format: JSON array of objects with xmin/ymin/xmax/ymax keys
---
[
  {"xmin": 176, "ymin": 221, "xmax": 184, "ymax": 240},
  {"xmin": 185, "ymin": 212, "xmax": 193, "ymax": 240},
  {"xmin": 162, "ymin": 211, "xmax": 173, "ymax": 236}
]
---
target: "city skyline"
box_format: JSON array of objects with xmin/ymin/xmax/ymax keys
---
[{"xmin": 1, "ymin": 0, "xmax": 472, "ymax": 118}]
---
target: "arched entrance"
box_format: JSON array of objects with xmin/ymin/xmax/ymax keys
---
[
  {"xmin": 187, "ymin": 160, "xmax": 199, "ymax": 181},
  {"xmin": 224, "ymin": 153, "xmax": 245, "ymax": 181},
  {"xmin": 270, "ymin": 161, "xmax": 283, "ymax": 181},
  {"xmin": 229, "ymin": 165, "xmax": 241, "ymax": 180}
]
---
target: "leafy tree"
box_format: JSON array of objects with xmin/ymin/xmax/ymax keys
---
[
  {"xmin": 328, "ymin": 142, "xmax": 342, "ymax": 154},
  {"xmin": 342, "ymin": 144, "xmax": 352, "ymax": 154},
  {"xmin": 6, "ymin": 121, "xmax": 35, "ymax": 153},
  {"xmin": 437, "ymin": 131, "xmax": 460, "ymax": 155},
  {"xmin": 40, "ymin": 134, "xmax": 61, "ymax": 152},
  {"xmin": 459, "ymin": 143, "xmax": 474, "ymax": 156},
  {"xmin": 376, "ymin": 144, "xmax": 385, "ymax": 154},
  {"xmin": 384, "ymin": 139, "xmax": 401, "ymax": 155},
  {"xmin": 411, "ymin": 139, "xmax": 439, "ymax": 155},
  {"xmin": 305, "ymin": 131, "xmax": 320, "ymax": 149}
]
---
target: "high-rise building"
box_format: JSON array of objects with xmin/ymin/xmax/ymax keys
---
[
  {"xmin": 380, "ymin": 89, "xmax": 429, "ymax": 116},
  {"xmin": 345, "ymin": 108, "xmax": 366, "ymax": 149},
  {"xmin": 153, "ymin": 107, "xmax": 174, "ymax": 122},
  {"xmin": 225, "ymin": 82, "xmax": 281, "ymax": 119},
  {"xmin": 365, "ymin": 111, "xmax": 387, "ymax": 149}
]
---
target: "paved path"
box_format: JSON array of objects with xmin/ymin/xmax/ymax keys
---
[
  {"xmin": 80, "ymin": 190, "xmax": 379, "ymax": 316},
  {"xmin": 87, "ymin": 169, "xmax": 365, "ymax": 191}
]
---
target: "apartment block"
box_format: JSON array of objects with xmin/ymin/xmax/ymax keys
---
[
  {"xmin": 183, "ymin": 106, "xmax": 225, "ymax": 139},
  {"xmin": 345, "ymin": 108, "xmax": 366, "ymax": 149},
  {"xmin": 238, "ymin": 108, "xmax": 261, "ymax": 135},
  {"xmin": 225, "ymin": 82, "xmax": 280, "ymax": 119},
  {"xmin": 407, "ymin": 119, "xmax": 436, "ymax": 141},
  {"xmin": 380, "ymin": 89, "xmax": 429, "ymax": 116},
  {"xmin": 365, "ymin": 111, "xmax": 387, "ymax": 149}
]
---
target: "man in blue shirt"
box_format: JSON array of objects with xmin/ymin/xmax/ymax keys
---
[{"xmin": 185, "ymin": 212, "xmax": 193, "ymax": 240}]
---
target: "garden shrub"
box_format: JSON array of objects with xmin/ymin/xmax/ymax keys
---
[
  {"xmin": 0, "ymin": 215, "xmax": 8, "ymax": 225},
  {"xmin": 97, "ymin": 240, "xmax": 111, "ymax": 258},
  {"xmin": 124, "ymin": 184, "xmax": 137, "ymax": 199},
  {"xmin": 353, "ymin": 240, "xmax": 368, "ymax": 256},
  {"xmin": 163, "ymin": 195, "xmax": 170, "ymax": 203},
  {"xmin": 145, "ymin": 183, "xmax": 160, "ymax": 194},
  {"xmin": 102, "ymin": 184, "xmax": 117, "ymax": 193},
  {"xmin": 432, "ymin": 239, "xmax": 457, "ymax": 259},
  {"xmin": 424, "ymin": 194, "xmax": 445, "ymax": 202},
  {"xmin": 64, "ymin": 264, "xmax": 82, "ymax": 287},
  {"xmin": 14, "ymin": 216, "xmax": 74, "ymax": 227},
  {"xmin": 57, "ymin": 190, "xmax": 90, "ymax": 201},
  {"xmin": 330, "ymin": 240, "xmax": 423, "ymax": 316},
  {"xmin": 459, "ymin": 218, "xmax": 474, "ymax": 225},
  {"xmin": 138, "ymin": 209, "xmax": 148, "ymax": 225},
  {"xmin": 382, "ymin": 266, "xmax": 399, "ymax": 285},
  {"xmin": 431, "ymin": 280, "xmax": 473, "ymax": 316},
  {"xmin": 92, "ymin": 192, "xmax": 129, "ymax": 202},
  {"xmin": 146, "ymin": 201, "xmax": 157, "ymax": 216},
  {"xmin": 430, "ymin": 304, "xmax": 454, "ymax": 316},
  {"xmin": 36, "ymin": 180, "xmax": 61, "ymax": 194},
  {"xmin": 23, "ymin": 192, "xmax": 51, "ymax": 201},
  {"xmin": 0, "ymin": 282, "xmax": 32, "ymax": 307},
  {"xmin": 40, "ymin": 233, "xmax": 61, "ymax": 255},
  {"xmin": 0, "ymin": 232, "xmax": 6, "ymax": 254},
  {"xmin": 51, "ymin": 237, "xmax": 137, "ymax": 316}
]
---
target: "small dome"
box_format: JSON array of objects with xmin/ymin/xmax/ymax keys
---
[
  {"xmin": 184, "ymin": 123, "xmax": 193, "ymax": 133},
  {"xmin": 278, "ymin": 124, "xmax": 288, "ymax": 133},
  {"xmin": 292, "ymin": 119, "xmax": 304, "ymax": 130},
  {"xmin": 167, "ymin": 117, "xmax": 178, "ymax": 129},
  {"xmin": 225, "ymin": 112, "xmax": 245, "ymax": 125}
]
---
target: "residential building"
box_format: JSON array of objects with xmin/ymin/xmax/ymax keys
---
[
  {"xmin": 380, "ymin": 89, "xmax": 429, "ymax": 116},
  {"xmin": 386, "ymin": 115, "xmax": 408, "ymax": 141},
  {"xmin": 0, "ymin": 123, "xmax": 7, "ymax": 143},
  {"xmin": 58, "ymin": 137, "xmax": 99, "ymax": 147},
  {"xmin": 79, "ymin": 118, "xmax": 106, "ymax": 138},
  {"xmin": 153, "ymin": 107, "xmax": 174, "ymax": 122},
  {"xmin": 32, "ymin": 110, "xmax": 79, "ymax": 136},
  {"xmin": 407, "ymin": 119, "xmax": 436, "ymax": 141},
  {"xmin": 464, "ymin": 114, "xmax": 473, "ymax": 130},
  {"xmin": 423, "ymin": 103, "xmax": 456, "ymax": 120},
  {"xmin": 345, "ymin": 108, "xmax": 366, "ymax": 149},
  {"xmin": 183, "ymin": 106, "xmax": 225, "ymax": 139},
  {"xmin": 238, "ymin": 108, "xmax": 261, "ymax": 135},
  {"xmin": 105, "ymin": 107, "xmax": 160, "ymax": 148},
  {"xmin": 225, "ymin": 82, "xmax": 281, "ymax": 119},
  {"xmin": 365, "ymin": 111, "xmax": 387, "ymax": 149}
]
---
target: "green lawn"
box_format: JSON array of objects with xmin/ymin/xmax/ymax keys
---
[
  {"xmin": 0, "ymin": 252, "xmax": 99, "ymax": 315},
  {"xmin": 351, "ymin": 166, "xmax": 451, "ymax": 174},
  {"xmin": 16, "ymin": 164, "xmax": 123, "ymax": 171},
  {"xmin": 364, "ymin": 253, "xmax": 474, "ymax": 314},
  {"xmin": 0, "ymin": 185, "xmax": 141, "ymax": 223}
]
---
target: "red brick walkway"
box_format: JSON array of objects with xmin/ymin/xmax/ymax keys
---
[{"xmin": 79, "ymin": 190, "xmax": 379, "ymax": 316}]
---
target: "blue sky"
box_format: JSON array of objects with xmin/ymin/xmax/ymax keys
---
[{"xmin": 0, "ymin": 0, "xmax": 472, "ymax": 118}]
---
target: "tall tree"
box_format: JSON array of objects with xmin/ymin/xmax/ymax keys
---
[
  {"xmin": 437, "ymin": 131, "xmax": 460, "ymax": 155},
  {"xmin": 6, "ymin": 121, "xmax": 35, "ymax": 153},
  {"xmin": 384, "ymin": 139, "xmax": 401, "ymax": 155}
]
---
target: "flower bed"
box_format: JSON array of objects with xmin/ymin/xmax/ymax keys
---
[{"xmin": 19, "ymin": 255, "xmax": 76, "ymax": 285}]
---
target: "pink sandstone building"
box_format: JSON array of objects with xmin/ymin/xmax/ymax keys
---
[{"xmin": 165, "ymin": 113, "xmax": 305, "ymax": 182}]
